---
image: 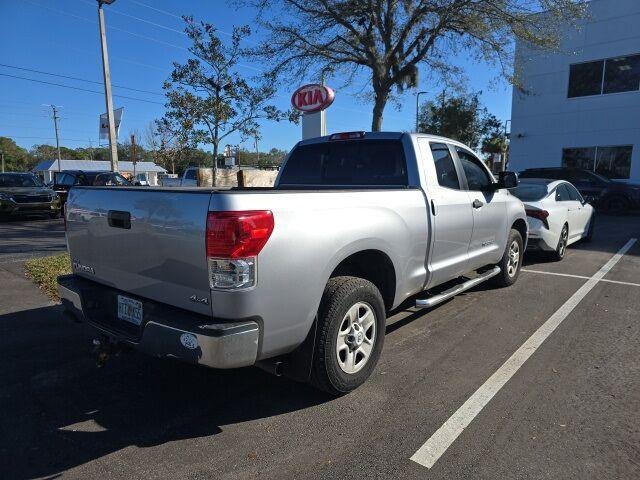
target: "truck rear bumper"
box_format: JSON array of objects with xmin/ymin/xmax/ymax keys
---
[{"xmin": 57, "ymin": 275, "xmax": 259, "ymax": 369}]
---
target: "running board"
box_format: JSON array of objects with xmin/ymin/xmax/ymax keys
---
[{"xmin": 415, "ymin": 266, "xmax": 501, "ymax": 309}]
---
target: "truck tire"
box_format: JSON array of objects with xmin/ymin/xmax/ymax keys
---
[
  {"xmin": 311, "ymin": 276, "xmax": 386, "ymax": 395},
  {"xmin": 492, "ymin": 229, "xmax": 523, "ymax": 288}
]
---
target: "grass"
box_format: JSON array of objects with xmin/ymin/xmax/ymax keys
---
[{"xmin": 25, "ymin": 253, "xmax": 72, "ymax": 301}]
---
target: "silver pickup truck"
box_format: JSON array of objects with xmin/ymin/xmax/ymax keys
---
[{"xmin": 58, "ymin": 132, "xmax": 527, "ymax": 394}]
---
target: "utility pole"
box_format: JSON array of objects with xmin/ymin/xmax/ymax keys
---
[
  {"xmin": 131, "ymin": 134, "xmax": 137, "ymax": 179},
  {"xmin": 0, "ymin": 150, "xmax": 5, "ymax": 173},
  {"xmin": 44, "ymin": 104, "xmax": 63, "ymax": 173},
  {"xmin": 98, "ymin": 0, "xmax": 119, "ymax": 172}
]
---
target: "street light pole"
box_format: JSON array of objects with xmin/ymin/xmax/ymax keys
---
[
  {"xmin": 97, "ymin": 0, "xmax": 119, "ymax": 172},
  {"xmin": 415, "ymin": 91, "xmax": 428, "ymax": 132}
]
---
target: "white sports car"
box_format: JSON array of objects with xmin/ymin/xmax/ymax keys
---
[{"xmin": 511, "ymin": 179, "xmax": 595, "ymax": 260}]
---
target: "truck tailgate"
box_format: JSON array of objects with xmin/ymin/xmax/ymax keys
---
[{"xmin": 65, "ymin": 187, "xmax": 213, "ymax": 316}]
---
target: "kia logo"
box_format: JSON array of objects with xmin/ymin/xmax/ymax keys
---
[{"xmin": 291, "ymin": 84, "xmax": 335, "ymax": 113}]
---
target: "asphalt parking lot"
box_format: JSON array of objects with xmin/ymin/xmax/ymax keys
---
[
  {"xmin": 0, "ymin": 215, "xmax": 66, "ymax": 263},
  {"xmin": 1, "ymin": 214, "xmax": 639, "ymax": 480}
]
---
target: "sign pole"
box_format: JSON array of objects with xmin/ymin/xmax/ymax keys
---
[{"xmin": 98, "ymin": 0, "xmax": 119, "ymax": 172}]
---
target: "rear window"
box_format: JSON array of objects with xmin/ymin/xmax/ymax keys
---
[
  {"xmin": 278, "ymin": 139, "xmax": 407, "ymax": 187},
  {"xmin": 520, "ymin": 169, "xmax": 561, "ymax": 179},
  {"xmin": 511, "ymin": 183, "xmax": 549, "ymax": 201}
]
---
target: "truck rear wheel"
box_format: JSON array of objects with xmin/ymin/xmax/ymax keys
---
[
  {"xmin": 311, "ymin": 276, "xmax": 386, "ymax": 395},
  {"xmin": 492, "ymin": 229, "xmax": 523, "ymax": 288}
]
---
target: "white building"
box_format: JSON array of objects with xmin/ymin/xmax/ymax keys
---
[
  {"xmin": 509, "ymin": 0, "xmax": 640, "ymax": 183},
  {"xmin": 32, "ymin": 159, "xmax": 167, "ymax": 186}
]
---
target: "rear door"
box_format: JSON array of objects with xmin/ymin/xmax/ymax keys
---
[
  {"xmin": 454, "ymin": 147, "xmax": 507, "ymax": 271},
  {"xmin": 419, "ymin": 139, "xmax": 473, "ymax": 288},
  {"xmin": 564, "ymin": 182, "xmax": 590, "ymax": 238}
]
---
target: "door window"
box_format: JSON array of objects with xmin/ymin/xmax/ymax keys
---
[
  {"xmin": 555, "ymin": 184, "xmax": 571, "ymax": 202},
  {"xmin": 429, "ymin": 143, "xmax": 461, "ymax": 189},
  {"xmin": 56, "ymin": 173, "xmax": 75, "ymax": 186},
  {"xmin": 565, "ymin": 183, "xmax": 584, "ymax": 203},
  {"xmin": 456, "ymin": 148, "xmax": 492, "ymax": 191}
]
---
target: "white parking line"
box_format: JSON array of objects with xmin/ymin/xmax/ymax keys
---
[
  {"xmin": 410, "ymin": 238, "xmax": 637, "ymax": 469},
  {"xmin": 522, "ymin": 269, "xmax": 640, "ymax": 287}
]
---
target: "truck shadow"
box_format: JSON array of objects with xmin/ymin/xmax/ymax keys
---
[{"xmin": 0, "ymin": 305, "xmax": 331, "ymax": 480}]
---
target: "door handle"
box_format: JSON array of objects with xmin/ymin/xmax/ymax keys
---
[
  {"xmin": 430, "ymin": 199, "xmax": 437, "ymax": 216},
  {"xmin": 472, "ymin": 199, "xmax": 483, "ymax": 209}
]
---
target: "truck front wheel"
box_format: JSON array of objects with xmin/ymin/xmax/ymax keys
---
[{"xmin": 311, "ymin": 276, "xmax": 386, "ymax": 395}]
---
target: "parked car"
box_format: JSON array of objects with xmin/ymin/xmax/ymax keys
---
[
  {"xmin": 159, "ymin": 167, "xmax": 198, "ymax": 187},
  {"xmin": 511, "ymin": 179, "xmax": 595, "ymax": 260},
  {"xmin": 58, "ymin": 132, "xmax": 527, "ymax": 394},
  {"xmin": 519, "ymin": 167, "xmax": 640, "ymax": 214},
  {"xmin": 0, "ymin": 172, "xmax": 61, "ymax": 218},
  {"xmin": 51, "ymin": 170, "xmax": 132, "ymax": 205}
]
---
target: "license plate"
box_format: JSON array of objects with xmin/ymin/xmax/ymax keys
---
[{"xmin": 117, "ymin": 295, "xmax": 143, "ymax": 325}]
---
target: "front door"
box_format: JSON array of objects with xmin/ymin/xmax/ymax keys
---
[
  {"xmin": 454, "ymin": 147, "xmax": 508, "ymax": 272},
  {"xmin": 418, "ymin": 139, "xmax": 473, "ymax": 288}
]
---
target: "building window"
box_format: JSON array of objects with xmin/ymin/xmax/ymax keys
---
[
  {"xmin": 562, "ymin": 146, "xmax": 633, "ymax": 179},
  {"xmin": 595, "ymin": 146, "xmax": 633, "ymax": 179},
  {"xmin": 603, "ymin": 55, "xmax": 640, "ymax": 94},
  {"xmin": 568, "ymin": 61, "xmax": 604, "ymax": 98},
  {"xmin": 568, "ymin": 53, "xmax": 640, "ymax": 98},
  {"xmin": 562, "ymin": 147, "xmax": 596, "ymax": 171}
]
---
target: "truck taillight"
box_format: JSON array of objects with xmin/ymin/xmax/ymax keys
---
[{"xmin": 206, "ymin": 211, "xmax": 274, "ymax": 290}]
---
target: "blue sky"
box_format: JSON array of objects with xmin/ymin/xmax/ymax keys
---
[{"xmin": 0, "ymin": 0, "xmax": 513, "ymax": 154}]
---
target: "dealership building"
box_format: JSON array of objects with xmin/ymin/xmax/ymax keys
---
[{"xmin": 509, "ymin": 0, "xmax": 640, "ymax": 183}]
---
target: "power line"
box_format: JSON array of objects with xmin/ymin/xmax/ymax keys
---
[
  {"xmin": 0, "ymin": 64, "xmax": 164, "ymax": 96},
  {"xmin": 21, "ymin": 0, "xmax": 190, "ymax": 52},
  {"xmin": 0, "ymin": 73, "xmax": 165, "ymax": 105},
  {"xmin": 77, "ymin": 0, "xmax": 187, "ymax": 36}
]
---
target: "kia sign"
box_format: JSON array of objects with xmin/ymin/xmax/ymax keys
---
[{"xmin": 291, "ymin": 84, "xmax": 335, "ymax": 114}]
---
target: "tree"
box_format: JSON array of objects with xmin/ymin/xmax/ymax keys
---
[
  {"xmin": 246, "ymin": 0, "xmax": 587, "ymax": 131},
  {"xmin": 30, "ymin": 144, "xmax": 84, "ymax": 162},
  {"xmin": 161, "ymin": 17, "xmax": 290, "ymax": 182},
  {"xmin": 417, "ymin": 90, "xmax": 503, "ymax": 151},
  {"xmin": 0, "ymin": 137, "xmax": 35, "ymax": 172}
]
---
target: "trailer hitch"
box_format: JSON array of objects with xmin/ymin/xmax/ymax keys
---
[{"xmin": 92, "ymin": 336, "xmax": 124, "ymax": 367}]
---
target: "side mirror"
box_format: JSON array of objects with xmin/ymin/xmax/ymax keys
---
[{"xmin": 498, "ymin": 171, "xmax": 518, "ymax": 189}]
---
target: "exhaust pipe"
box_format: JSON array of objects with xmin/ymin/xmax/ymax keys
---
[{"xmin": 256, "ymin": 359, "xmax": 284, "ymax": 377}]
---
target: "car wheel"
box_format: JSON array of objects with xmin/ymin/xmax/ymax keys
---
[
  {"xmin": 605, "ymin": 195, "xmax": 629, "ymax": 215},
  {"xmin": 311, "ymin": 276, "xmax": 385, "ymax": 395},
  {"xmin": 492, "ymin": 229, "xmax": 523, "ymax": 288},
  {"xmin": 552, "ymin": 224, "xmax": 569, "ymax": 261},
  {"xmin": 583, "ymin": 213, "xmax": 595, "ymax": 243}
]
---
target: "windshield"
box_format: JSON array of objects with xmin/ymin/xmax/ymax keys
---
[
  {"xmin": 511, "ymin": 183, "xmax": 549, "ymax": 202},
  {"xmin": 278, "ymin": 139, "xmax": 407, "ymax": 187},
  {"xmin": 0, "ymin": 173, "xmax": 43, "ymax": 188}
]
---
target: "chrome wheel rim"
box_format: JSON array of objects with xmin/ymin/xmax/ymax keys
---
[
  {"xmin": 558, "ymin": 227, "xmax": 568, "ymax": 257},
  {"xmin": 507, "ymin": 240, "xmax": 520, "ymax": 277},
  {"xmin": 336, "ymin": 302, "xmax": 376, "ymax": 374}
]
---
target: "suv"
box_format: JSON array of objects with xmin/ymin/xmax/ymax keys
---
[
  {"xmin": 519, "ymin": 167, "xmax": 640, "ymax": 214},
  {"xmin": 0, "ymin": 172, "xmax": 61, "ymax": 218}
]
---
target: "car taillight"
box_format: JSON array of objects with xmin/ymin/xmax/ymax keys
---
[
  {"xmin": 525, "ymin": 209, "xmax": 549, "ymax": 228},
  {"xmin": 206, "ymin": 211, "xmax": 274, "ymax": 290}
]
